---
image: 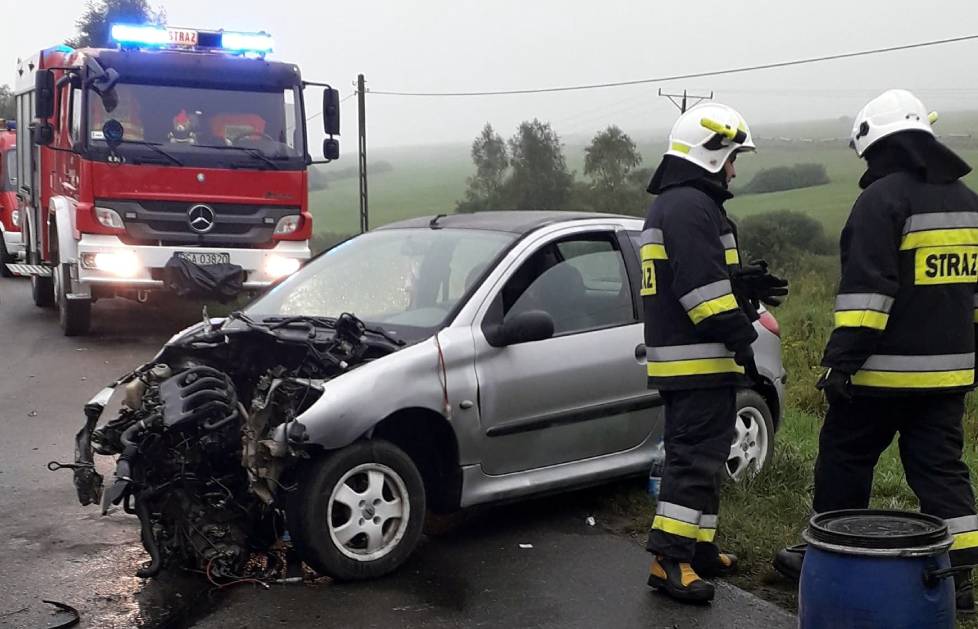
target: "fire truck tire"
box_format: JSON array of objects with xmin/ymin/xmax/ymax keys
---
[
  {"xmin": 26, "ymin": 223, "xmax": 55, "ymax": 307},
  {"xmin": 55, "ymin": 264, "xmax": 91, "ymax": 336},
  {"xmin": 0, "ymin": 237, "xmax": 12, "ymax": 278},
  {"xmin": 32, "ymin": 274, "xmax": 55, "ymax": 308}
]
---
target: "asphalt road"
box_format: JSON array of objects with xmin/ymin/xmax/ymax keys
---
[{"xmin": 0, "ymin": 276, "xmax": 794, "ymax": 629}]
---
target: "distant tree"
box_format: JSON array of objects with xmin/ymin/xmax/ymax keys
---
[
  {"xmin": 456, "ymin": 123, "xmax": 508, "ymax": 213},
  {"xmin": 584, "ymin": 126, "xmax": 642, "ymax": 213},
  {"xmin": 504, "ymin": 119, "xmax": 573, "ymax": 210},
  {"xmin": 0, "ymin": 85, "xmax": 14, "ymax": 120},
  {"xmin": 67, "ymin": 0, "xmax": 166, "ymax": 49},
  {"xmin": 741, "ymin": 163, "xmax": 829, "ymax": 194},
  {"xmin": 738, "ymin": 209, "xmax": 834, "ymax": 269}
]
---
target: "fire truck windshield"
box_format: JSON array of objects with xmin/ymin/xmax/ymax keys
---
[{"xmin": 87, "ymin": 82, "xmax": 304, "ymax": 168}]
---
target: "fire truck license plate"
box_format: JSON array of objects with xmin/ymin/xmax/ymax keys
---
[{"xmin": 177, "ymin": 252, "xmax": 230, "ymax": 265}]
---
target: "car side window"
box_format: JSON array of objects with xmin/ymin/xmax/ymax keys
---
[{"xmin": 503, "ymin": 233, "xmax": 635, "ymax": 336}]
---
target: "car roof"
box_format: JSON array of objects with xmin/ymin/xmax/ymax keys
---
[{"xmin": 377, "ymin": 211, "xmax": 638, "ymax": 235}]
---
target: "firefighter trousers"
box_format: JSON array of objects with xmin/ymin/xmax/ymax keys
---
[
  {"xmin": 813, "ymin": 393, "xmax": 978, "ymax": 564},
  {"xmin": 646, "ymin": 387, "xmax": 736, "ymax": 562}
]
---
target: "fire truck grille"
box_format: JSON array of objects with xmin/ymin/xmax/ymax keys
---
[{"xmin": 96, "ymin": 199, "xmax": 300, "ymax": 246}]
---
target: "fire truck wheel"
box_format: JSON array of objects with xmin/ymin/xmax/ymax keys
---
[
  {"xmin": 55, "ymin": 263, "xmax": 91, "ymax": 336},
  {"xmin": 31, "ymin": 274, "xmax": 55, "ymax": 308},
  {"xmin": 0, "ymin": 237, "xmax": 12, "ymax": 278}
]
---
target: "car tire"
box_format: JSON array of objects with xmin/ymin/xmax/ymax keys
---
[
  {"xmin": 286, "ymin": 440, "xmax": 426, "ymax": 581},
  {"xmin": 55, "ymin": 262, "xmax": 91, "ymax": 336},
  {"xmin": 726, "ymin": 389, "xmax": 776, "ymax": 482}
]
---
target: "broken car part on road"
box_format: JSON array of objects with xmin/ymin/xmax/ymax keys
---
[{"xmin": 60, "ymin": 309, "xmax": 402, "ymax": 581}]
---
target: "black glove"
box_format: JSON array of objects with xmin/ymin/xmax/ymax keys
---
[
  {"xmin": 733, "ymin": 346, "xmax": 761, "ymax": 382},
  {"xmin": 732, "ymin": 259, "xmax": 790, "ymax": 307},
  {"xmin": 816, "ymin": 369, "xmax": 852, "ymax": 406}
]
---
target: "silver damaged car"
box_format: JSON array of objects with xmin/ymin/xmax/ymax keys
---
[{"xmin": 70, "ymin": 211, "xmax": 785, "ymax": 582}]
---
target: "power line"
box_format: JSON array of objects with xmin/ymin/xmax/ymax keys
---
[{"xmin": 370, "ymin": 34, "xmax": 978, "ymax": 97}]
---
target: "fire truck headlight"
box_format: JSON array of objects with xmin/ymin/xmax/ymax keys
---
[
  {"xmin": 10, "ymin": 210, "xmax": 19, "ymax": 227},
  {"xmin": 82, "ymin": 251, "xmax": 141, "ymax": 277},
  {"xmin": 273, "ymin": 215, "xmax": 301, "ymax": 236},
  {"xmin": 264, "ymin": 255, "xmax": 301, "ymax": 279},
  {"xmin": 95, "ymin": 207, "xmax": 126, "ymax": 230}
]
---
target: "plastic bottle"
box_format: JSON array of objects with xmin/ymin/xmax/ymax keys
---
[{"xmin": 648, "ymin": 439, "xmax": 666, "ymax": 496}]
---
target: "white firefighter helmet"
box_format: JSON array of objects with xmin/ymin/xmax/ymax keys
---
[
  {"xmin": 850, "ymin": 89, "xmax": 939, "ymax": 157},
  {"xmin": 664, "ymin": 103, "xmax": 755, "ymax": 173}
]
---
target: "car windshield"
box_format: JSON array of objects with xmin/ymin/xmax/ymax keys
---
[
  {"xmin": 2, "ymin": 149, "xmax": 15, "ymax": 191},
  {"xmin": 88, "ymin": 82, "xmax": 303, "ymax": 163},
  {"xmin": 247, "ymin": 228, "xmax": 516, "ymax": 338}
]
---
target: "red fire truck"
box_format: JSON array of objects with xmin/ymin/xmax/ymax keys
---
[
  {"xmin": 0, "ymin": 121, "xmax": 21, "ymax": 277},
  {"xmin": 13, "ymin": 25, "xmax": 339, "ymax": 334}
]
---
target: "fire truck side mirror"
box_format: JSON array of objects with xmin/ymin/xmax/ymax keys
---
[
  {"xmin": 323, "ymin": 138, "xmax": 340, "ymax": 161},
  {"xmin": 34, "ymin": 70, "xmax": 55, "ymax": 120},
  {"xmin": 30, "ymin": 121, "xmax": 54, "ymax": 146},
  {"xmin": 323, "ymin": 88, "xmax": 340, "ymax": 136}
]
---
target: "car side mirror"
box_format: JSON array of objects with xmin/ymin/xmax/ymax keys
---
[{"xmin": 485, "ymin": 310, "xmax": 555, "ymax": 347}]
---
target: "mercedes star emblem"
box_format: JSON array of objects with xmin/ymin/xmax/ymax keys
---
[{"xmin": 188, "ymin": 204, "xmax": 216, "ymax": 233}]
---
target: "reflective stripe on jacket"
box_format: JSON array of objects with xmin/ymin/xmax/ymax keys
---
[
  {"xmin": 822, "ymin": 172, "xmax": 978, "ymax": 394},
  {"xmin": 642, "ymin": 185, "xmax": 757, "ymax": 390}
]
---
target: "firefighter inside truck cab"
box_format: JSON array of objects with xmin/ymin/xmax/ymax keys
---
[{"xmin": 89, "ymin": 81, "xmax": 299, "ymax": 160}]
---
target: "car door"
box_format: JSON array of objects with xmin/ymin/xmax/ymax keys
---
[{"xmin": 473, "ymin": 227, "xmax": 655, "ymax": 476}]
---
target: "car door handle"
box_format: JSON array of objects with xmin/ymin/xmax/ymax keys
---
[{"xmin": 635, "ymin": 344, "xmax": 646, "ymax": 361}]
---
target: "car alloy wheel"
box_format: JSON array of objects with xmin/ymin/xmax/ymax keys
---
[
  {"xmin": 726, "ymin": 404, "xmax": 770, "ymax": 481},
  {"xmin": 327, "ymin": 462, "xmax": 411, "ymax": 562}
]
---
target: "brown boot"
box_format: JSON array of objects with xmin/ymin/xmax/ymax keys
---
[{"xmin": 647, "ymin": 555, "xmax": 715, "ymax": 604}]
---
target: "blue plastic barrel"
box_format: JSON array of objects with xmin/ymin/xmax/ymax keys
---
[{"xmin": 800, "ymin": 510, "xmax": 955, "ymax": 629}]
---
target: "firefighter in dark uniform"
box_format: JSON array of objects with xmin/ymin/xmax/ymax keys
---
[
  {"xmin": 642, "ymin": 103, "xmax": 788, "ymax": 603},
  {"xmin": 774, "ymin": 89, "xmax": 978, "ymax": 612}
]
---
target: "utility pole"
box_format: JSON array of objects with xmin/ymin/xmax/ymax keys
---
[
  {"xmin": 357, "ymin": 74, "xmax": 369, "ymax": 233},
  {"xmin": 658, "ymin": 88, "xmax": 714, "ymax": 113}
]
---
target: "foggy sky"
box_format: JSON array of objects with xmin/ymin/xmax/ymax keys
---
[{"xmin": 5, "ymin": 0, "xmax": 978, "ymax": 150}]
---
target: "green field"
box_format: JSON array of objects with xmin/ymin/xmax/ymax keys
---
[{"xmin": 310, "ymin": 112, "xmax": 978, "ymax": 238}]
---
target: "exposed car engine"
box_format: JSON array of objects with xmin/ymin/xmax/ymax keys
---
[{"xmin": 65, "ymin": 312, "xmax": 402, "ymax": 580}]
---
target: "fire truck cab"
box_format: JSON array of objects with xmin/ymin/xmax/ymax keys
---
[
  {"xmin": 0, "ymin": 122, "xmax": 20, "ymax": 277},
  {"xmin": 14, "ymin": 25, "xmax": 340, "ymax": 335}
]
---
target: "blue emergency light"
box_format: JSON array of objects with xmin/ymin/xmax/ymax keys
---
[
  {"xmin": 111, "ymin": 24, "xmax": 170, "ymax": 46},
  {"xmin": 5, "ymin": 121, "xmax": 15, "ymax": 131},
  {"xmin": 109, "ymin": 24, "xmax": 273, "ymax": 55},
  {"xmin": 221, "ymin": 32, "xmax": 275, "ymax": 53}
]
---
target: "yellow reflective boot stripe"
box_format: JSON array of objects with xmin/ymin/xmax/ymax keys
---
[
  {"xmin": 851, "ymin": 370, "xmax": 975, "ymax": 389},
  {"xmin": 648, "ymin": 358, "xmax": 745, "ymax": 377},
  {"xmin": 901, "ymin": 228, "xmax": 978, "ymax": 250},
  {"xmin": 651, "ymin": 515, "xmax": 700, "ymax": 540},
  {"xmin": 697, "ymin": 528, "xmax": 717, "ymax": 543},
  {"xmin": 974, "ymin": 308, "xmax": 978, "ymax": 324},
  {"xmin": 687, "ymin": 294, "xmax": 739, "ymax": 324},
  {"xmin": 834, "ymin": 310, "xmax": 890, "ymax": 330},
  {"xmin": 952, "ymin": 530, "xmax": 978, "ymax": 551},
  {"xmin": 725, "ymin": 248, "xmax": 740, "ymax": 265}
]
